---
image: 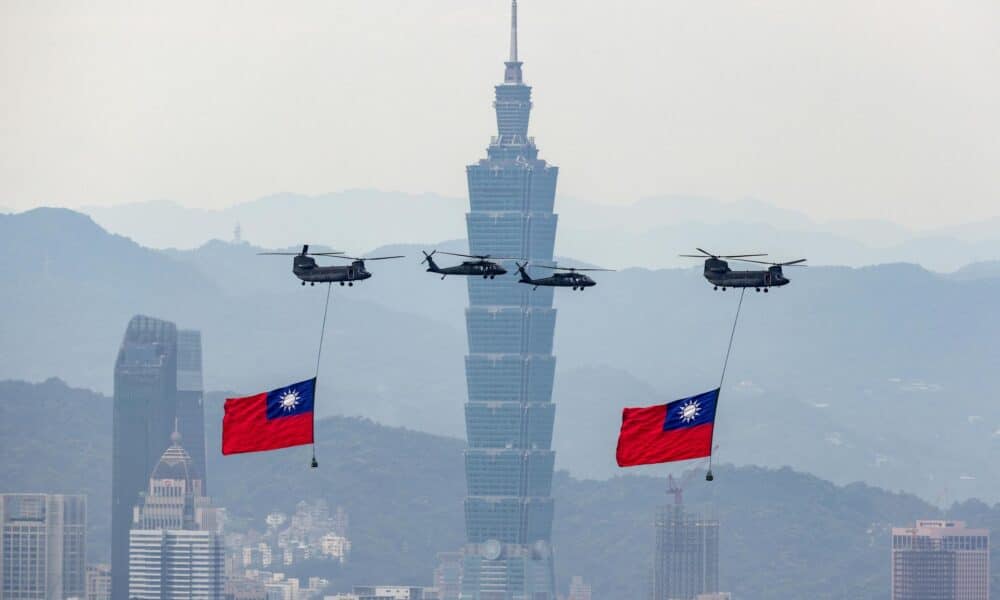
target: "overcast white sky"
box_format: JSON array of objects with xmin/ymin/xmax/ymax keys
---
[{"xmin": 2, "ymin": 0, "xmax": 999, "ymax": 228}]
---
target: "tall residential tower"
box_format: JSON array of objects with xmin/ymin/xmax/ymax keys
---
[{"xmin": 461, "ymin": 2, "xmax": 559, "ymax": 599}]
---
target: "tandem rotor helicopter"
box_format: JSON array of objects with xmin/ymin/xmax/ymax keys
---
[
  {"xmin": 258, "ymin": 245, "xmax": 404, "ymax": 286},
  {"xmin": 680, "ymin": 248, "xmax": 806, "ymax": 292}
]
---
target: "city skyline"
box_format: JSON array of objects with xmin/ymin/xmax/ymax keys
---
[{"xmin": 1, "ymin": 1, "xmax": 999, "ymax": 598}]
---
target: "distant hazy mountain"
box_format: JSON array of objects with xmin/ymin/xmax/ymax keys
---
[
  {"xmin": 76, "ymin": 191, "xmax": 1000, "ymax": 271},
  {"xmin": 2, "ymin": 208, "xmax": 999, "ymax": 503},
  {"xmin": 3, "ymin": 379, "xmax": 997, "ymax": 600}
]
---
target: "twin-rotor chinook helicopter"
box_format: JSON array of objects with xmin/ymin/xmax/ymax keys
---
[
  {"xmin": 680, "ymin": 248, "xmax": 807, "ymax": 292},
  {"xmin": 257, "ymin": 245, "xmax": 404, "ymax": 286}
]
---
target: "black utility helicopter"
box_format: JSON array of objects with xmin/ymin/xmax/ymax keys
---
[
  {"xmin": 515, "ymin": 262, "xmax": 614, "ymax": 291},
  {"xmin": 680, "ymin": 248, "xmax": 806, "ymax": 292},
  {"xmin": 421, "ymin": 251, "xmax": 514, "ymax": 279},
  {"xmin": 258, "ymin": 245, "xmax": 404, "ymax": 286}
]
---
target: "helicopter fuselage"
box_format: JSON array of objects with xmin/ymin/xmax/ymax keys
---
[
  {"xmin": 425, "ymin": 257, "xmax": 507, "ymax": 279},
  {"xmin": 518, "ymin": 268, "xmax": 596, "ymax": 290},
  {"xmin": 703, "ymin": 259, "xmax": 789, "ymax": 290},
  {"xmin": 293, "ymin": 256, "xmax": 371, "ymax": 285}
]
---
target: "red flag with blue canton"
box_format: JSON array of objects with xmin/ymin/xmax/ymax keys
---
[
  {"xmin": 616, "ymin": 388, "xmax": 719, "ymax": 467},
  {"xmin": 223, "ymin": 378, "xmax": 315, "ymax": 455}
]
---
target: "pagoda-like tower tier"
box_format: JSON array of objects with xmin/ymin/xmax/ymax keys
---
[
  {"xmin": 465, "ymin": 449, "xmax": 555, "ymax": 496},
  {"xmin": 467, "ymin": 163, "xmax": 558, "ymax": 213},
  {"xmin": 465, "ymin": 355, "xmax": 555, "ymax": 406},
  {"xmin": 466, "ymin": 308, "xmax": 556, "ymax": 354},
  {"xmin": 465, "ymin": 400, "xmax": 555, "ymax": 449},
  {"xmin": 464, "ymin": 496, "xmax": 555, "ymax": 544}
]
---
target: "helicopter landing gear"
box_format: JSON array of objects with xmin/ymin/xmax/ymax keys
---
[
  {"xmin": 348, "ymin": 282, "xmax": 353, "ymax": 287},
  {"xmin": 339, "ymin": 282, "xmax": 345, "ymax": 286},
  {"xmin": 764, "ymin": 288, "xmax": 769, "ymax": 293},
  {"xmin": 310, "ymin": 282, "xmax": 315, "ymax": 286},
  {"xmin": 301, "ymin": 281, "xmax": 306, "ymax": 286},
  {"xmin": 489, "ymin": 275, "xmax": 495, "ymax": 279},
  {"xmin": 572, "ymin": 286, "xmax": 578, "ymax": 291},
  {"xmin": 713, "ymin": 286, "xmax": 718, "ymax": 290},
  {"xmin": 755, "ymin": 287, "xmax": 760, "ymax": 292},
  {"xmin": 722, "ymin": 287, "xmax": 727, "ymax": 291}
]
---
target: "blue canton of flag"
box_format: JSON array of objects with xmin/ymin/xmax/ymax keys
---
[
  {"xmin": 265, "ymin": 378, "xmax": 316, "ymax": 421},
  {"xmin": 663, "ymin": 388, "xmax": 719, "ymax": 431}
]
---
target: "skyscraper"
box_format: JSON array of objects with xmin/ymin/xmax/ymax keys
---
[
  {"xmin": 0, "ymin": 493, "xmax": 86, "ymax": 600},
  {"xmin": 128, "ymin": 431, "xmax": 223, "ymax": 599},
  {"xmin": 176, "ymin": 329, "xmax": 207, "ymax": 492},
  {"xmin": 461, "ymin": 2, "xmax": 560, "ymax": 599},
  {"xmin": 112, "ymin": 315, "xmax": 178, "ymax": 600},
  {"xmin": 653, "ymin": 502, "xmax": 719, "ymax": 600},
  {"xmin": 891, "ymin": 520, "xmax": 990, "ymax": 600}
]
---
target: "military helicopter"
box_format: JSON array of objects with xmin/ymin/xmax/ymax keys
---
[
  {"xmin": 258, "ymin": 245, "xmax": 404, "ymax": 286},
  {"xmin": 680, "ymin": 248, "xmax": 806, "ymax": 292},
  {"xmin": 515, "ymin": 262, "xmax": 614, "ymax": 291},
  {"xmin": 421, "ymin": 251, "xmax": 514, "ymax": 279}
]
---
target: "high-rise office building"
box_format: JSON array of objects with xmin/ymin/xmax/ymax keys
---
[
  {"xmin": 433, "ymin": 552, "xmax": 462, "ymax": 600},
  {"xmin": 128, "ymin": 432, "xmax": 223, "ymax": 599},
  {"xmin": 112, "ymin": 315, "xmax": 179, "ymax": 600},
  {"xmin": 460, "ymin": 2, "xmax": 560, "ymax": 599},
  {"xmin": 0, "ymin": 493, "xmax": 86, "ymax": 600},
  {"xmin": 86, "ymin": 564, "xmax": 111, "ymax": 600},
  {"xmin": 176, "ymin": 329, "xmax": 208, "ymax": 493},
  {"xmin": 891, "ymin": 520, "xmax": 990, "ymax": 600},
  {"xmin": 653, "ymin": 503, "xmax": 719, "ymax": 600},
  {"xmin": 567, "ymin": 576, "xmax": 591, "ymax": 600}
]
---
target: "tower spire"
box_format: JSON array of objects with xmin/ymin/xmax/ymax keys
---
[
  {"xmin": 509, "ymin": 0, "xmax": 518, "ymax": 62},
  {"xmin": 503, "ymin": 0, "xmax": 523, "ymax": 84}
]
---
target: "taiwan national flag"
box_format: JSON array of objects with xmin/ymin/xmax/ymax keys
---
[
  {"xmin": 222, "ymin": 378, "xmax": 315, "ymax": 455},
  {"xmin": 615, "ymin": 388, "xmax": 719, "ymax": 467}
]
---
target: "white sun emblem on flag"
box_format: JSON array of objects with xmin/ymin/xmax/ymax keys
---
[
  {"xmin": 679, "ymin": 400, "xmax": 701, "ymax": 423},
  {"xmin": 278, "ymin": 389, "xmax": 300, "ymax": 412}
]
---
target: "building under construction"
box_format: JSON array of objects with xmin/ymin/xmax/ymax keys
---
[{"xmin": 652, "ymin": 477, "xmax": 720, "ymax": 600}]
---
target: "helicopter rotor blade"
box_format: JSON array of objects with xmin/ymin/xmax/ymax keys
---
[
  {"xmin": 420, "ymin": 250, "xmax": 436, "ymax": 264},
  {"xmin": 438, "ymin": 251, "xmax": 521, "ymax": 261},
  {"xmin": 328, "ymin": 255, "xmax": 406, "ymax": 261},
  {"xmin": 732, "ymin": 257, "xmax": 806, "ymax": 267},
  {"xmin": 535, "ymin": 265, "xmax": 614, "ymax": 272}
]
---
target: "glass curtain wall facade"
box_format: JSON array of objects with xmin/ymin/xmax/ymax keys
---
[
  {"xmin": 175, "ymin": 330, "xmax": 207, "ymax": 492},
  {"xmin": 111, "ymin": 315, "xmax": 178, "ymax": 600},
  {"xmin": 461, "ymin": 2, "xmax": 559, "ymax": 599}
]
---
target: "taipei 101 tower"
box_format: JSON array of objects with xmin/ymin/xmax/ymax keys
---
[{"xmin": 461, "ymin": 2, "xmax": 559, "ymax": 598}]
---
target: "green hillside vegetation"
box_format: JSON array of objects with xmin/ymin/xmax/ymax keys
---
[{"xmin": 1, "ymin": 379, "xmax": 996, "ymax": 599}]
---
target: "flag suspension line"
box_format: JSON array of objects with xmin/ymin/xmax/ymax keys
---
[
  {"xmin": 310, "ymin": 282, "xmax": 334, "ymax": 468},
  {"xmin": 706, "ymin": 287, "xmax": 747, "ymax": 482}
]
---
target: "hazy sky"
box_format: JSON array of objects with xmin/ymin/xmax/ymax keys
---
[{"xmin": 2, "ymin": 0, "xmax": 999, "ymax": 228}]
